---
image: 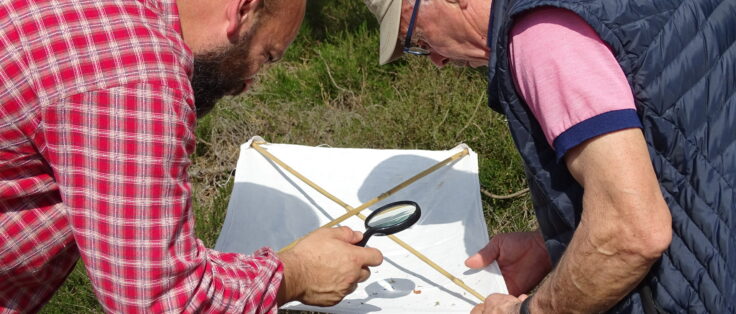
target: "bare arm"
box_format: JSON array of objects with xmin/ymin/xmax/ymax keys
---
[{"xmin": 530, "ymin": 128, "xmax": 672, "ymax": 312}]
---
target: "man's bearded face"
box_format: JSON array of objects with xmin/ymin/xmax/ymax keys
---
[{"xmin": 190, "ymin": 33, "xmax": 253, "ymax": 118}]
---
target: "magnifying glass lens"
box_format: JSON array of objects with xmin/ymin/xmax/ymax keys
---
[
  {"xmin": 367, "ymin": 204, "xmax": 417, "ymax": 229},
  {"xmin": 357, "ymin": 201, "xmax": 421, "ymax": 247}
]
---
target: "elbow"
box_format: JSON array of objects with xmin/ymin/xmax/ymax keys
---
[
  {"xmin": 636, "ymin": 218, "xmax": 672, "ymax": 261},
  {"xmin": 590, "ymin": 195, "xmax": 672, "ymax": 263},
  {"xmin": 620, "ymin": 199, "xmax": 673, "ymax": 261}
]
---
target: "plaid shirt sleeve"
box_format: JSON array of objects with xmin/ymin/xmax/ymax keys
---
[{"xmin": 42, "ymin": 81, "xmax": 283, "ymax": 313}]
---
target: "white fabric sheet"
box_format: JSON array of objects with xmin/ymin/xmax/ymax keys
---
[{"xmin": 215, "ymin": 137, "xmax": 507, "ymax": 313}]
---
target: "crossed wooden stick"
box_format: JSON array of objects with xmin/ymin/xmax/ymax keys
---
[{"xmin": 251, "ymin": 140, "xmax": 484, "ymax": 302}]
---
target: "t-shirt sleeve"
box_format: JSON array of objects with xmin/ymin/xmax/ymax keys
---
[{"xmin": 508, "ymin": 7, "xmax": 642, "ymax": 160}]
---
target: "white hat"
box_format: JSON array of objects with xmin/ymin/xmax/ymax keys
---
[{"xmin": 364, "ymin": 0, "xmax": 403, "ymax": 64}]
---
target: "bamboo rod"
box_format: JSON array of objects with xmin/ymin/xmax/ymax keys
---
[
  {"xmin": 251, "ymin": 141, "xmax": 483, "ymax": 302},
  {"xmin": 384, "ymin": 233, "xmax": 485, "ymax": 301},
  {"xmin": 319, "ymin": 148, "xmax": 469, "ymax": 229},
  {"xmin": 336, "ymin": 211, "xmax": 485, "ymax": 302},
  {"xmin": 251, "ymin": 141, "xmax": 355, "ymax": 211}
]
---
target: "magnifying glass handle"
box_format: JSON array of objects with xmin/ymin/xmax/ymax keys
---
[{"xmin": 356, "ymin": 230, "xmax": 375, "ymax": 247}]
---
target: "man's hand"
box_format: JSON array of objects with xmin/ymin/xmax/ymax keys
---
[
  {"xmin": 471, "ymin": 294, "xmax": 528, "ymax": 314},
  {"xmin": 276, "ymin": 226, "xmax": 383, "ymax": 306},
  {"xmin": 465, "ymin": 231, "xmax": 551, "ymax": 296}
]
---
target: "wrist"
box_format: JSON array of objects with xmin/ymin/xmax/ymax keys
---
[{"xmin": 276, "ymin": 250, "xmax": 304, "ymax": 305}]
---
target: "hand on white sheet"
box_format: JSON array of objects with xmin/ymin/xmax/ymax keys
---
[
  {"xmin": 465, "ymin": 230, "xmax": 551, "ymax": 296},
  {"xmin": 277, "ymin": 226, "xmax": 384, "ymax": 306},
  {"xmin": 471, "ymin": 293, "xmax": 527, "ymax": 314}
]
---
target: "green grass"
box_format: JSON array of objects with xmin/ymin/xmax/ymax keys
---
[{"xmin": 42, "ymin": 1, "xmax": 534, "ymax": 312}]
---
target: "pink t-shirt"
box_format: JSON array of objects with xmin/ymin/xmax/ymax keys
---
[{"xmin": 509, "ymin": 7, "xmax": 642, "ymax": 160}]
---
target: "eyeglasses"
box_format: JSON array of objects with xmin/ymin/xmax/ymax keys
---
[{"xmin": 403, "ymin": 0, "xmax": 430, "ymax": 56}]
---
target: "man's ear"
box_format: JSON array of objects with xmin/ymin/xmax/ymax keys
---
[{"xmin": 225, "ymin": 0, "xmax": 261, "ymax": 41}]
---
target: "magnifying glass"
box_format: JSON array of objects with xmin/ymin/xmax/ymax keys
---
[{"xmin": 356, "ymin": 201, "xmax": 421, "ymax": 247}]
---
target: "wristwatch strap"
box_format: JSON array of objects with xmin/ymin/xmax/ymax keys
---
[{"xmin": 520, "ymin": 295, "xmax": 533, "ymax": 314}]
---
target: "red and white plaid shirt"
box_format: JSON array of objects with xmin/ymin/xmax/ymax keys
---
[{"xmin": 0, "ymin": 0, "xmax": 283, "ymax": 312}]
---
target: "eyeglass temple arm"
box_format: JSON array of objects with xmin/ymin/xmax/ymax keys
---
[{"xmin": 404, "ymin": 0, "xmax": 422, "ymax": 48}]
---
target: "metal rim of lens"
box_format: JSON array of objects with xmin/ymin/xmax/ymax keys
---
[
  {"xmin": 404, "ymin": 46, "xmax": 431, "ymax": 56},
  {"xmin": 365, "ymin": 201, "xmax": 421, "ymax": 235}
]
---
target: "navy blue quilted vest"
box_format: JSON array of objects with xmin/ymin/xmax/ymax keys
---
[{"xmin": 485, "ymin": 0, "xmax": 736, "ymax": 312}]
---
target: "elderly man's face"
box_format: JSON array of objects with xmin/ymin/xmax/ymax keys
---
[
  {"xmin": 399, "ymin": 0, "xmax": 489, "ymax": 68},
  {"xmin": 191, "ymin": 1, "xmax": 306, "ymax": 117}
]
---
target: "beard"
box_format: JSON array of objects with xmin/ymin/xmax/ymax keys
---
[{"xmin": 190, "ymin": 34, "xmax": 254, "ymax": 118}]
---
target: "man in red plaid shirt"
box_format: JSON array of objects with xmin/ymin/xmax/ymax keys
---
[{"xmin": 0, "ymin": 0, "xmax": 383, "ymax": 312}]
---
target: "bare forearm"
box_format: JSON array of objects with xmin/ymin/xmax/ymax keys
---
[
  {"xmin": 531, "ymin": 221, "xmax": 658, "ymax": 312},
  {"xmin": 530, "ymin": 129, "xmax": 672, "ymax": 312}
]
